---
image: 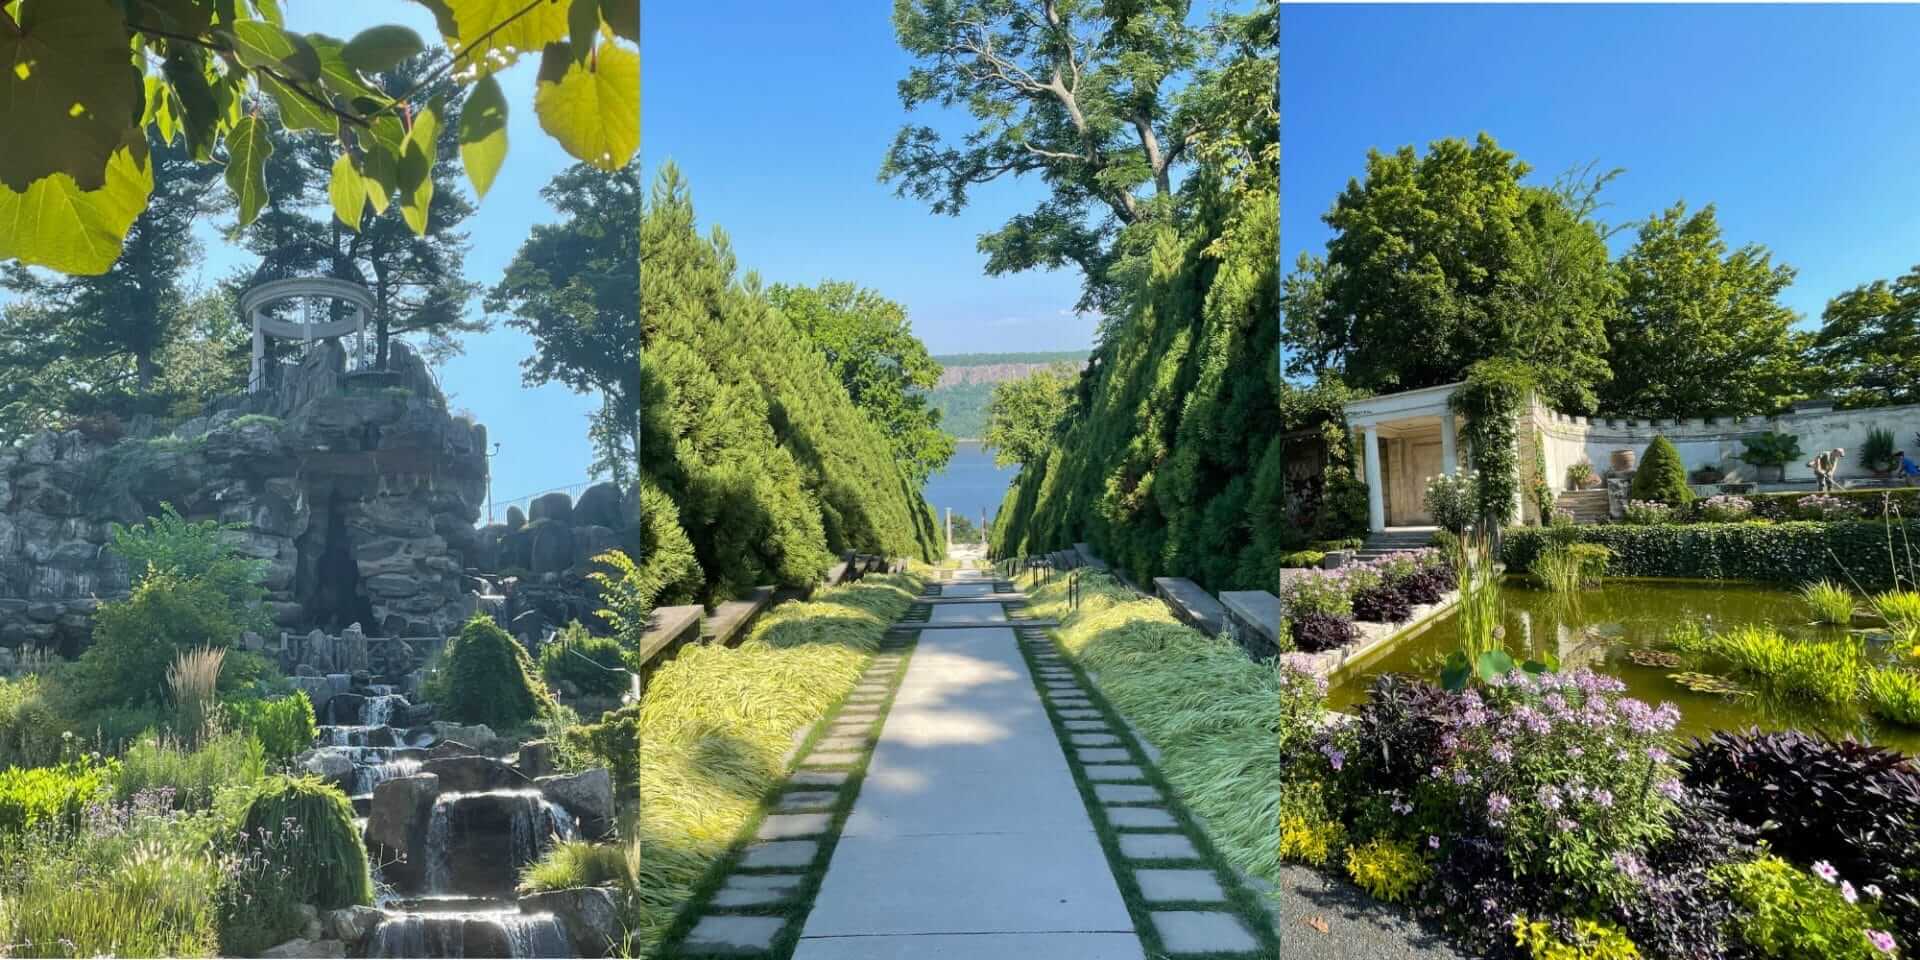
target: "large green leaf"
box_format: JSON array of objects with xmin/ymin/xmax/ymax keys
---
[
  {"xmin": 566, "ymin": 0, "xmax": 598, "ymax": 66},
  {"xmin": 0, "ymin": 0, "xmax": 141, "ymax": 191},
  {"xmin": 307, "ymin": 33, "xmax": 392, "ymax": 113},
  {"xmin": 533, "ymin": 39, "xmax": 637, "ymax": 171},
  {"xmin": 397, "ymin": 105, "xmax": 438, "ymax": 235},
  {"xmin": 414, "ymin": 0, "xmax": 570, "ymax": 73},
  {"xmin": 160, "ymin": 48, "xmax": 220, "ymax": 160},
  {"xmin": 329, "ymin": 150, "xmax": 365, "ymax": 231},
  {"xmin": 132, "ymin": 0, "xmax": 214, "ymax": 36},
  {"xmin": 341, "ymin": 24, "xmax": 422, "ymax": 74},
  {"xmin": 0, "ymin": 141, "xmax": 152, "ymax": 274},
  {"xmin": 229, "ymin": 20, "xmax": 320, "ymax": 82},
  {"xmin": 259, "ymin": 70, "xmax": 335, "ymax": 133},
  {"xmin": 361, "ymin": 141, "xmax": 396, "ymax": 215},
  {"xmin": 225, "ymin": 114, "xmax": 272, "ymax": 227},
  {"xmin": 457, "ymin": 73, "xmax": 507, "ymax": 199}
]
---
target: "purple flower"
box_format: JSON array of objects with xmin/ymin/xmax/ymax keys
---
[
  {"xmin": 1612, "ymin": 851, "xmax": 1647, "ymax": 881},
  {"xmin": 1536, "ymin": 785, "xmax": 1562, "ymax": 811},
  {"xmin": 1487, "ymin": 793, "xmax": 1512, "ymax": 818},
  {"xmin": 1555, "ymin": 817, "xmax": 1578, "ymax": 832},
  {"xmin": 1866, "ymin": 929, "xmax": 1897, "ymax": 955},
  {"xmin": 1391, "ymin": 800, "xmax": 1413, "ymax": 816},
  {"xmin": 1319, "ymin": 743, "xmax": 1345, "ymax": 772},
  {"xmin": 1489, "ymin": 742, "xmax": 1513, "ymax": 764},
  {"xmin": 1842, "ymin": 880, "xmax": 1859, "ymax": 904},
  {"xmin": 1566, "ymin": 745, "xmax": 1584, "ymax": 759},
  {"xmin": 1813, "ymin": 860, "xmax": 1839, "ymax": 883},
  {"xmin": 1451, "ymin": 769, "xmax": 1472, "ymax": 786},
  {"xmin": 1592, "ymin": 789, "xmax": 1613, "ymax": 809},
  {"xmin": 1427, "ymin": 835, "xmax": 1440, "ymax": 849}
]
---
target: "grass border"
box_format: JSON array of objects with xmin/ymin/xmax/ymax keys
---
[
  {"xmin": 1016, "ymin": 621, "xmax": 1281, "ymax": 958},
  {"xmin": 651, "ymin": 619, "xmax": 922, "ymax": 959}
]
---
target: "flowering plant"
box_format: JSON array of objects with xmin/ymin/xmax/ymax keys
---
[
  {"xmin": 1797, "ymin": 494, "xmax": 1863, "ymax": 521},
  {"xmin": 1426, "ymin": 472, "xmax": 1480, "ymax": 533},
  {"xmin": 1281, "ymin": 568, "xmax": 1356, "ymax": 618},
  {"xmin": 1699, "ymin": 495, "xmax": 1755, "ymax": 523},
  {"xmin": 1623, "ymin": 500, "xmax": 1674, "ymax": 525}
]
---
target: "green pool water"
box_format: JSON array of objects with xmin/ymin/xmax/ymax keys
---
[{"xmin": 1325, "ymin": 579, "xmax": 1920, "ymax": 754}]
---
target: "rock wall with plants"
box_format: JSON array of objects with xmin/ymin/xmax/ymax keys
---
[{"xmin": 0, "ymin": 339, "xmax": 492, "ymax": 660}]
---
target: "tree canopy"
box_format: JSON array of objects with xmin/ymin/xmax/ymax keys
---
[
  {"xmin": 766, "ymin": 281, "xmax": 954, "ymax": 485},
  {"xmin": 0, "ymin": 0, "xmax": 638, "ymax": 275},
  {"xmin": 1812, "ymin": 264, "xmax": 1920, "ymax": 409},
  {"xmin": 982, "ymin": 363, "xmax": 1077, "ymax": 468},
  {"xmin": 1602, "ymin": 201, "xmax": 1807, "ymax": 418},
  {"xmin": 489, "ymin": 162, "xmax": 640, "ymax": 486}
]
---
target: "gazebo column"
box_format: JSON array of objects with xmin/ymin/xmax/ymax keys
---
[
  {"xmin": 1440, "ymin": 412, "xmax": 1459, "ymax": 475},
  {"xmin": 1362, "ymin": 424, "xmax": 1386, "ymax": 532},
  {"xmin": 250, "ymin": 319, "xmax": 265, "ymax": 393}
]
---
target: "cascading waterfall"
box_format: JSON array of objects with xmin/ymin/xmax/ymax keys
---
[
  {"xmin": 421, "ymin": 791, "xmax": 579, "ymax": 895},
  {"xmin": 362, "ymin": 694, "xmax": 406, "ymax": 726},
  {"xmin": 367, "ymin": 911, "xmax": 570, "ymax": 958},
  {"xmin": 354, "ymin": 757, "xmax": 423, "ymax": 796}
]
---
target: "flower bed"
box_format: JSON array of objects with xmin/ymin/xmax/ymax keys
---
[
  {"xmin": 1503, "ymin": 520, "xmax": 1920, "ymax": 591},
  {"xmin": 1279, "ymin": 549, "xmax": 1455, "ymax": 664},
  {"xmin": 1278, "ymin": 664, "xmax": 1917, "ymax": 959}
]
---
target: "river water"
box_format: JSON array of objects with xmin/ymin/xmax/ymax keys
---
[{"xmin": 923, "ymin": 441, "xmax": 1018, "ymax": 532}]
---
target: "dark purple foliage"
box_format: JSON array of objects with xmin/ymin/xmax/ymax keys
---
[
  {"xmin": 1397, "ymin": 566, "xmax": 1451, "ymax": 606},
  {"xmin": 1608, "ymin": 787, "xmax": 1757, "ymax": 960},
  {"xmin": 1352, "ymin": 581, "xmax": 1414, "ymax": 623},
  {"xmin": 1684, "ymin": 728, "xmax": 1920, "ymax": 940},
  {"xmin": 1289, "ymin": 611, "xmax": 1358, "ymax": 653}
]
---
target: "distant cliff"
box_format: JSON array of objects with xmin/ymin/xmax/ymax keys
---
[{"xmin": 927, "ymin": 352, "xmax": 1087, "ymax": 440}]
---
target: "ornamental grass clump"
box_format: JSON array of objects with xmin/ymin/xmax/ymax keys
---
[
  {"xmin": 1533, "ymin": 546, "xmax": 1587, "ymax": 593},
  {"xmin": 1705, "ymin": 625, "xmax": 1864, "ymax": 707},
  {"xmin": 233, "ymin": 775, "xmax": 371, "ymax": 910},
  {"xmin": 1873, "ymin": 590, "xmax": 1920, "ymax": 652},
  {"xmin": 1803, "ymin": 580, "xmax": 1859, "ymax": 625},
  {"xmin": 1863, "ymin": 667, "xmax": 1920, "ymax": 728},
  {"xmin": 637, "ymin": 574, "xmax": 920, "ymax": 955},
  {"xmin": 426, "ymin": 615, "xmax": 560, "ymax": 730}
]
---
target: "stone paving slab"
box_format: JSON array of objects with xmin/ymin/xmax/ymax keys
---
[
  {"xmin": 1106, "ymin": 806, "xmax": 1177, "ymax": 829},
  {"xmin": 1150, "ymin": 911, "xmax": 1261, "ymax": 954},
  {"xmin": 1078, "ymin": 747, "xmax": 1131, "ymax": 763},
  {"xmin": 775, "ymin": 791, "xmax": 840, "ymax": 812},
  {"xmin": 685, "ymin": 915, "xmax": 786, "ymax": 955},
  {"xmin": 929, "ymin": 601, "xmax": 1008, "ymax": 624},
  {"xmin": 712, "ymin": 873, "xmax": 805, "ymax": 907},
  {"xmin": 757, "ymin": 813, "xmax": 833, "ymax": 840},
  {"xmin": 1119, "ymin": 834, "xmax": 1200, "ymax": 861},
  {"xmin": 739, "ymin": 840, "xmax": 818, "ymax": 868},
  {"xmin": 1096, "ymin": 784, "xmax": 1162, "ymax": 804},
  {"xmin": 1071, "ymin": 733, "xmax": 1121, "ymax": 746},
  {"xmin": 793, "ymin": 933, "xmax": 1145, "ymax": 959},
  {"xmin": 789, "ymin": 770, "xmax": 849, "ymax": 788},
  {"xmin": 1065, "ymin": 720, "xmax": 1111, "ymax": 731},
  {"xmin": 1085, "ymin": 764, "xmax": 1145, "ymax": 781},
  {"xmin": 1136, "ymin": 869, "xmax": 1227, "ymax": 903}
]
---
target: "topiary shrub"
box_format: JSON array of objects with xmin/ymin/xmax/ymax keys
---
[
  {"xmin": 233, "ymin": 775, "xmax": 372, "ymax": 910},
  {"xmin": 1628, "ymin": 436, "xmax": 1694, "ymax": 508},
  {"xmin": 428, "ymin": 615, "xmax": 558, "ymax": 730}
]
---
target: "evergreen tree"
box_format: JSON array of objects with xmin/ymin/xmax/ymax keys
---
[
  {"xmin": 642, "ymin": 166, "xmax": 941, "ymax": 602},
  {"xmin": 0, "ymin": 132, "xmax": 222, "ymax": 428},
  {"xmin": 766, "ymin": 281, "xmax": 953, "ymax": 484},
  {"xmin": 1628, "ymin": 435, "xmax": 1693, "ymax": 507},
  {"xmin": 488, "ymin": 163, "xmax": 640, "ymax": 486},
  {"xmin": 1603, "ymin": 202, "xmax": 1809, "ymax": 418}
]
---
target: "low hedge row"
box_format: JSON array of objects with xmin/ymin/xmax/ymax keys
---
[
  {"xmin": 1502, "ymin": 521, "xmax": 1920, "ymax": 590},
  {"xmin": 1741, "ymin": 487, "xmax": 1920, "ymax": 520}
]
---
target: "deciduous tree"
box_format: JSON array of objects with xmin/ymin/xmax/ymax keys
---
[
  {"xmin": 982, "ymin": 363, "xmax": 1076, "ymax": 468},
  {"xmin": 1811, "ymin": 265, "xmax": 1920, "ymax": 409}
]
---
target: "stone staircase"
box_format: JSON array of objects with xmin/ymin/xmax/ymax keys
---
[
  {"xmin": 1354, "ymin": 528, "xmax": 1438, "ymax": 562},
  {"xmin": 1556, "ymin": 489, "xmax": 1611, "ymax": 524}
]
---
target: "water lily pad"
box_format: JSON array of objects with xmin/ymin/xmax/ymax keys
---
[
  {"xmin": 1628, "ymin": 647, "xmax": 1683, "ymax": 669},
  {"xmin": 1668, "ymin": 671, "xmax": 1752, "ymax": 697}
]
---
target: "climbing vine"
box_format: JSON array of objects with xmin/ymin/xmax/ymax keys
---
[
  {"xmin": 1448, "ymin": 358, "xmax": 1535, "ymax": 529},
  {"xmin": 1533, "ymin": 428, "xmax": 1554, "ymax": 523}
]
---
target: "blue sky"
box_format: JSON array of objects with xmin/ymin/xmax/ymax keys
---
[
  {"xmin": 1283, "ymin": 4, "xmax": 1920, "ymax": 333},
  {"xmin": 187, "ymin": 3, "xmax": 607, "ymax": 516},
  {"xmin": 641, "ymin": 1, "xmax": 1099, "ymax": 355}
]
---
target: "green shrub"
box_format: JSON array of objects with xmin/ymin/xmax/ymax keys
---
[
  {"xmin": 1739, "ymin": 431, "xmax": 1804, "ymax": 470},
  {"xmin": 0, "ymin": 757, "xmax": 117, "ymax": 837},
  {"xmin": 1802, "ymin": 580, "xmax": 1858, "ymax": 625},
  {"xmin": 1864, "ymin": 667, "xmax": 1920, "ymax": 728},
  {"xmin": 564, "ymin": 703, "xmax": 639, "ymax": 799},
  {"xmin": 222, "ymin": 692, "xmax": 317, "ymax": 763},
  {"xmin": 1279, "ymin": 549, "xmax": 1326, "ymax": 568},
  {"xmin": 114, "ymin": 729, "xmax": 267, "ymax": 810},
  {"xmin": 76, "ymin": 572, "xmax": 253, "ymax": 710},
  {"xmin": 427, "ymin": 616, "xmax": 559, "ymax": 731},
  {"xmin": 1344, "ymin": 837, "xmax": 1428, "ymax": 903},
  {"xmin": 1628, "ymin": 436, "xmax": 1693, "ymax": 507},
  {"xmin": 107, "ymin": 503, "xmax": 268, "ymax": 625},
  {"xmin": 539, "ymin": 625, "xmax": 631, "ymax": 697},
  {"xmin": 1718, "ymin": 855, "xmax": 1889, "ymax": 960},
  {"xmin": 1501, "ymin": 521, "xmax": 1920, "ymax": 591},
  {"xmin": 234, "ymin": 775, "xmax": 372, "ymax": 910},
  {"xmin": 0, "ymin": 673, "xmax": 67, "ymax": 769},
  {"xmin": 1512, "ymin": 916, "xmax": 1643, "ymax": 960}
]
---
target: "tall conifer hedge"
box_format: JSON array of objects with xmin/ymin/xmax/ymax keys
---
[{"xmin": 640, "ymin": 167, "xmax": 942, "ymax": 602}]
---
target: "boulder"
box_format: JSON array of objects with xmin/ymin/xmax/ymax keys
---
[
  {"xmin": 528, "ymin": 491, "xmax": 573, "ymax": 526},
  {"xmin": 536, "ymin": 768, "xmax": 615, "ymax": 839},
  {"xmin": 427, "ymin": 739, "xmax": 482, "ymax": 760},
  {"xmin": 321, "ymin": 905, "xmax": 383, "ymax": 945},
  {"xmin": 366, "ymin": 773, "xmax": 440, "ymax": 890},
  {"xmin": 420, "ymin": 755, "xmax": 533, "ymax": 793},
  {"xmin": 516, "ymin": 739, "xmax": 557, "ymax": 779},
  {"xmin": 520, "ymin": 886, "xmax": 620, "ymax": 957},
  {"xmin": 527, "ymin": 521, "xmax": 574, "ymax": 575},
  {"xmin": 260, "ymin": 938, "xmax": 345, "ymax": 959},
  {"xmin": 296, "ymin": 748, "xmax": 356, "ymax": 791},
  {"xmin": 428, "ymin": 721, "xmax": 498, "ymax": 747},
  {"xmin": 506, "ymin": 505, "xmax": 526, "ymax": 531},
  {"xmin": 572, "ymin": 483, "xmax": 626, "ymax": 530},
  {"xmin": 324, "ymin": 693, "xmax": 367, "ymax": 726}
]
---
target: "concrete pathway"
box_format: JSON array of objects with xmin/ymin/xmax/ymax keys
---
[{"xmin": 793, "ymin": 571, "xmax": 1143, "ymax": 960}]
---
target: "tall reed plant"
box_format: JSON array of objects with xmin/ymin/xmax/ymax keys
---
[{"xmin": 165, "ymin": 645, "xmax": 225, "ymax": 745}]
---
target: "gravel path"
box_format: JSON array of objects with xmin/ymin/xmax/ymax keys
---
[{"xmin": 1276, "ymin": 865, "xmax": 1477, "ymax": 959}]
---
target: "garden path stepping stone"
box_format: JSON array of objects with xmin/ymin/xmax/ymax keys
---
[
  {"xmin": 1085, "ymin": 764, "xmax": 1144, "ymax": 781},
  {"xmin": 685, "ymin": 915, "xmax": 786, "ymax": 955},
  {"xmin": 816, "ymin": 735, "xmax": 870, "ymax": 752},
  {"xmin": 1096, "ymin": 784, "xmax": 1161, "ymax": 803},
  {"xmin": 776, "ymin": 791, "xmax": 840, "ymax": 812},
  {"xmin": 829, "ymin": 722, "xmax": 872, "ymax": 737},
  {"xmin": 789, "ymin": 770, "xmax": 850, "ymax": 788},
  {"xmin": 739, "ymin": 840, "xmax": 818, "ymax": 868},
  {"xmin": 837, "ymin": 710, "xmax": 880, "ymax": 721},
  {"xmin": 1106, "ymin": 806, "xmax": 1176, "ymax": 829},
  {"xmin": 1150, "ymin": 911, "xmax": 1259, "ymax": 954},
  {"xmin": 1077, "ymin": 747, "xmax": 1130, "ymax": 763},
  {"xmin": 1058, "ymin": 709, "xmax": 1102, "ymax": 720},
  {"xmin": 1119, "ymin": 834, "xmax": 1199, "ymax": 861},
  {"xmin": 1065, "ymin": 720, "xmax": 1110, "ymax": 731},
  {"xmin": 804, "ymin": 750, "xmax": 865, "ymax": 766},
  {"xmin": 1135, "ymin": 869, "xmax": 1226, "ymax": 903},
  {"xmin": 712, "ymin": 873, "xmax": 805, "ymax": 906},
  {"xmin": 1071, "ymin": 733, "xmax": 1120, "ymax": 746},
  {"xmin": 757, "ymin": 814, "xmax": 833, "ymax": 840}
]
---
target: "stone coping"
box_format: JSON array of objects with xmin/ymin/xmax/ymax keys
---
[
  {"xmin": 1152, "ymin": 577, "xmax": 1228, "ymax": 637},
  {"xmin": 703, "ymin": 586, "xmax": 775, "ymax": 647},
  {"xmin": 638, "ymin": 605, "xmax": 703, "ymax": 666}
]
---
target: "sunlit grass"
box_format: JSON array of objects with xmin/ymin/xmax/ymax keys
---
[
  {"xmin": 1800, "ymin": 580, "xmax": 1858, "ymax": 625},
  {"xmin": 1864, "ymin": 666, "xmax": 1920, "ymax": 728},
  {"xmin": 1707, "ymin": 624, "xmax": 1864, "ymax": 707}
]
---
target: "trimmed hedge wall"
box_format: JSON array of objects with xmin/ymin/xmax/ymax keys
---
[{"xmin": 1502, "ymin": 520, "xmax": 1920, "ymax": 591}]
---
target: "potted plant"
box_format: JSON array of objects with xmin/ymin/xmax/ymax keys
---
[
  {"xmin": 1737, "ymin": 431, "xmax": 1802, "ymax": 484},
  {"xmin": 1863, "ymin": 427, "xmax": 1897, "ymax": 477},
  {"xmin": 1564, "ymin": 461, "xmax": 1599, "ymax": 490},
  {"xmin": 1690, "ymin": 464, "xmax": 1726, "ymax": 485}
]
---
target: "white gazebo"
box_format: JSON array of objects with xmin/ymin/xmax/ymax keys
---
[
  {"xmin": 238, "ymin": 261, "xmax": 374, "ymax": 393},
  {"xmin": 1341, "ymin": 382, "xmax": 1470, "ymax": 532}
]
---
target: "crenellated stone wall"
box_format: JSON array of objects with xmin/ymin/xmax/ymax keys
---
[{"xmin": 0, "ymin": 339, "xmax": 490, "ymax": 655}]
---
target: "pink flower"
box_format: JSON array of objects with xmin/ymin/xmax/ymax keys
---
[
  {"xmin": 1813, "ymin": 860, "xmax": 1839, "ymax": 883},
  {"xmin": 1842, "ymin": 880, "xmax": 1859, "ymax": 904},
  {"xmin": 1865, "ymin": 929, "xmax": 1897, "ymax": 955},
  {"xmin": 1427, "ymin": 835, "xmax": 1440, "ymax": 849}
]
